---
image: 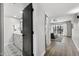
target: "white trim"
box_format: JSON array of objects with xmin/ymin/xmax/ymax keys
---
[
  {"xmin": 41, "ymin": 50, "xmax": 46, "ymax": 56},
  {"xmin": 72, "ymin": 39, "xmax": 79, "ymax": 52},
  {"xmin": 74, "ymin": 43, "xmax": 79, "ymax": 52}
]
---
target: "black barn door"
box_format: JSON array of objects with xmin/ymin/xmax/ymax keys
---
[{"xmin": 22, "ymin": 3, "xmax": 33, "ymax": 56}]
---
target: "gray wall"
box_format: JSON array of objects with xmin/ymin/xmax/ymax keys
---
[{"xmin": 72, "ymin": 15, "xmax": 79, "ymax": 51}]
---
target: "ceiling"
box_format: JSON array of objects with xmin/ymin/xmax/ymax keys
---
[
  {"xmin": 40, "ymin": 3, "xmax": 79, "ymax": 18},
  {"xmin": 4, "ymin": 3, "xmax": 79, "ymax": 19}
]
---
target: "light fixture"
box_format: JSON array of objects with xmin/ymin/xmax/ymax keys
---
[{"xmin": 68, "ymin": 7, "xmax": 79, "ymax": 14}]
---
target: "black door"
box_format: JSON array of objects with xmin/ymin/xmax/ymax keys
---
[{"xmin": 22, "ymin": 3, "xmax": 33, "ymax": 56}]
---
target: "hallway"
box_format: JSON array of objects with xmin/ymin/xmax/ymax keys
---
[
  {"xmin": 2, "ymin": 3, "xmax": 79, "ymax": 56},
  {"xmin": 45, "ymin": 36, "xmax": 79, "ymax": 56}
]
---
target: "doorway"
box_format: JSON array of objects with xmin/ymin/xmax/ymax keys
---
[{"xmin": 4, "ymin": 3, "xmax": 33, "ymax": 56}]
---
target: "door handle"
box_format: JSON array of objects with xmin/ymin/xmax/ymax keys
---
[
  {"xmin": 22, "ymin": 34, "xmax": 25, "ymax": 36},
  {"xmin": 32, "ymin": 31, "xmax": 34, "ymax": 34}
]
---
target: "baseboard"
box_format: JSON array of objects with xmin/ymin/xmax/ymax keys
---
[
  {"xmin": 66, "ymin": 36, "xmax": 72, "ymax": 37},
  {"xmin": 74, "ymin": 43, "xmax": 79, "ymax": 52},
  {"xmin": 63, "ymin": 35, "xmax": 71, "ymax": 37},
  {"xmin": 77, "ymin": 47, "xmax": 79, "ymax": 52},
  {"xmin": 72, "ymin": 39, "xmax": 79, "ymax": 52},
  {"xmin": 41, "ymin": 42, "xmax": 51, "ymax": 56},
  {"xmin": 41, "ymin": 50, "xmax": 46, "ymax": 56}
]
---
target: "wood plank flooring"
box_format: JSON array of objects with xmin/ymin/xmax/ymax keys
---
[{"xmin": 45, "ymin": 37, "xmax": 79, "ymax": 56}]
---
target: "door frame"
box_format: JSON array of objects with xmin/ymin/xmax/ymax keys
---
[{"xmin": 45, "ymin": 14, "xmax": 48, "ymax": 50}]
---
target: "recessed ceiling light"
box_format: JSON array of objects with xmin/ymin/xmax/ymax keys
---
[{"xmin": 68, "ymin": 7, "xmax": 79, "ymax": 14}]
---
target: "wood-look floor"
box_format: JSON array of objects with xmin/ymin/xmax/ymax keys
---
[{"xmin": 45, "ymin": 36, "xmax": 79, "ymax": 56}]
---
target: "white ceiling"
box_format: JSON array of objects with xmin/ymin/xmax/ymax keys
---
[
  {"xmin": 40, "ymin": 3, "xmax": 79, "ymax": 18},
  {"xmin": 4, "ymin": 3, "xmax": 79, "ymax": 19}
]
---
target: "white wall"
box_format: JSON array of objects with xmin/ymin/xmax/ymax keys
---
[
  {"xmin": 33, "ymin": 4, "xmax": 46, "ymax": 56},
  {"xmin": 72, "ymin": 15, "xmax": 79, "ymax": 51},
  {"xmin": 65, "ymin": 14, "xmax": 79, "ymax": 51},
  {"xmin": 4, "ymin": 17, "xmax": 13, "ymax": 46},
  {"xmin": 4, "ymin": 17, "xmax": 20, "ymax": 46}
]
